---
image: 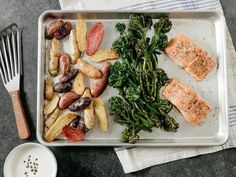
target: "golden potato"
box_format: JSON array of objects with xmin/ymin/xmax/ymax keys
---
[
  {"xmin": 73, "ymin": 72, "xmax": 85, "ymax": 95},
  {"xmin": 70, "ymin": 29, "xmax": 81, "ymax": 64},
  {"xmin": 45, "ymin": 78, "xmax": 54, "ymax": 101},
  {"xmin": 76, "ymin": 58, "xmax": 102, "ymax": 79},
  {"xmin": 43, "ymin": 94, "xmax": 60, "ymax": 115},
  {"xmin": 89, "ymin": 50, "xmax": 119, "ymax": 62},
  {"xmin": 45, "ymin": 108, "xmax": 61, "ymax": 128},
  {"xmin": 94, "ymin": 97, "xmax": 108, "ymax": 132},
  {"xmin": 83, "ymin": 88, "xmax": 95, "ymax": 129},
  {"xmin": 76, "ymin": 19, "xmax": 87, "ymax": 52},
  {"xmin": 49, "ymin": 38, "xmax": 61, "ymax": 76},
  {"xmin": 45, "ymin": 113, "xmax": 77, "ymax": 142}
]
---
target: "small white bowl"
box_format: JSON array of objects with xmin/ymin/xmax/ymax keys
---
[{"xmin": 4, "ymin": 143, "xmax": 57, "ymax": 177}]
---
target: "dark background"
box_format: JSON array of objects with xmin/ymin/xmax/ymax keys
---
[{"xmin": 0, "ymin": 0, "xmax": 236, "ymax": 177}]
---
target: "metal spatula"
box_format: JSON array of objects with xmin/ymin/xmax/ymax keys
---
[{"xmin": 0, "ymin": 24, "xmax": 30, "ymax": 139}]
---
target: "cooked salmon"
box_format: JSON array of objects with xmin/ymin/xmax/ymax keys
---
[
  {"xmin": 183, "ymin": 99, "xmax": 211, "ymax": 125},
  {"xmin": 163, "ymin": 78, "xmax": 211, "ymax": 125},
  {"xmin": 165, "ymin": 35, "xmax": 216, "ymax": 81}
]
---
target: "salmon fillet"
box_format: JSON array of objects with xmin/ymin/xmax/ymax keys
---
[
  {"xmin": 163, "ymin": 79, "xmax": 198, "ymax": 113},
  {"xmin": 163, "ymin": 78, "xmax": 211, "ymax": 125},
  {"xmin": 183, "ymin": 99, "xmax": 211, "ymax": 125},
  {"xmin": 165, "ymin": 35, "xmax": 216, "ymax": 81}
]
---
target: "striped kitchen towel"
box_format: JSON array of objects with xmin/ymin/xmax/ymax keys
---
[{"xmin": 59, "ymin": 0, "xmax": 236, "ymax": 173}]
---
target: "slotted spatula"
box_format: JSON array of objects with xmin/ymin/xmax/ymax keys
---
[{"xmin": 0, "ymin": 24, "xmax": 30, "ymax": 139}]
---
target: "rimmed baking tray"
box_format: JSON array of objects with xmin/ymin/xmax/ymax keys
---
[{"xmin": 37, "ymin": 10, "xmax": 228, "ymax": 146}]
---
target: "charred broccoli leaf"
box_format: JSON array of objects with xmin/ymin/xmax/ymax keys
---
[{"xmin": 121, "ymin": 125, "xmax": 140, "ymax": 144}]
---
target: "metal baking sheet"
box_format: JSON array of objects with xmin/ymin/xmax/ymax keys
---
[{"xmin": 37, "ymin": 10, "xmax": 228, "ymax": 146}]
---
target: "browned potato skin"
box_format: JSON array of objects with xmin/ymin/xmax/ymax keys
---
[
  {"xmin": 58, "ymin": 91, "xmax": 80, "ymax": 110},
  {"xmin": 91, "ymin": 62, "xmax": 111, "ymax": 97},
  {"xmin": 45, "ymin": 79, "xmax": 54, "ymax": 100},
  {"xmin": 76, "ymin": 58, "xmax": 102, "ymax": 79},
  {"xmin": 54, "ymin": 82, "xmax": 72, "ymax": 93},
  {"xmin": 46, "ymin": 19, "xmax": 63, "ymax": 39},
  {"xmin": 59, "ymin": 69, "xmax": 78, "ymax": 83},
  {"xmin": 59, "ymin": 53, "xmax": 71, "ymax": 75}
]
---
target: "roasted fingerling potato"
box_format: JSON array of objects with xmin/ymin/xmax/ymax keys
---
[
  {"xmin": 59, "ymin": 53, "xmax": 71, "ymax": 75},
  {"xmin": 45, "ymin": 113, "xmax": 77, "ymax": 142},
  {"xmin": 70, "ymin": 29, "xmax": 81, "ymax": 64},
  {"xmin": 49, "ymin": 38, "xmax": 61, "ymax": 76},
  {"xmin": 44, "ymin": 94, "xmax": 60, "ymax": 115},
  {"xmin": 58, "ymin": 91, "xmax": 80, "ymax": 110},
  {"xmin": 46, "ymin": 19, "xmax": 63, "ymax": 39},
  {"xmin": 89, "ymin": 50, "xmax": 119, "ymax": 62},
  {"xmin": 59, "ymin": 68, "xmax": 79, "ymax": 83},
  {"xmin": 76, "ymin": 58, "xmax": 102, "ymax": 79},
  {"xmin": 76, "ymin": 19, "xmax": 87, "ymax": 52},
  {"xmin": 45, "ymin": 108, "xmax": 61, "ymax": 128},
  {"xmin": 94, "ymin": 97, "xmax": 108, "ymax": 132},
  {"xmin": 83, "ymin": 88, "xmax": 96, "ymax": 129},
  {"xmin": 73, "ymin": 72, "xmax": 85, "ymax": 95},
  {"xmin": 86, "ymin": 22, "xmax": 104, "ymax": 56},
  {"xmin": 91, "ymin": 62, "xmax": 111, "ymax": 97},
  {"xmin": 69, "ymin": 97, "xmax": 92, "ymax": 112},
  {"xmin": 45, "ymin": 78, "xmax": 54, "ymax": 101},
  {"xmin": 54, "ymin": 82, "xmax": 72, "ymax": 93}
]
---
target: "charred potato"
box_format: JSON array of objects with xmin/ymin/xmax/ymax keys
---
[
  {"xmin": 73, "ymin": 72, "xmax": 85, "ymax": 95},
  {"xmin": 76, "ymin": 58, "xmax": 102, "ymax": 79},
  {"xmin": 54, "ymin": 21, "xmax": 72, "ymax": 40},
  {"xmin": 44, "ymin": 94, "xmax": 60, "ymax": 115},
  {"xmin": 46, "ymin": 20, "xmax": 72, "ymax": 40},
  {"xmin": 58, "ymin": 91, "xmax": 80, "ymax": 110},
  {"xmin": 83, "ymin": 88, "xmax": 95, "ymax": 129},
  {"xmin": 76, "ymin": 19, "xmax": 87, "ymax": 52},
  {"xmin": 77, "ymin": 117, "xmax": 89, "ymax": 133},
  {"xmin": 46, "ymin": 19, "xmax": 63, "ymax": 39},
  {"xmin": 45, "ymin": 108, "xmax": 61, "ymax": 128},
  {"xmin": 69, "ymin": 97, "xmax": 92, "ymax": 112},
  {"xmin": 94, "ymin": 97, "xmax": 108, "ymax": 132},
  {"xmin": 91, "ymin": 62, "xmax": 111, "ymax": 97},
  {"xmin": 70, "ymin": 29, "xmax": 81, "ymax": 64},
  {"xmin": 45, "ymin": 79, "xmax": 54, "ymax": 100},
  {"xmin": 70, "ymin": 115, "xmax": 81, "ymax": 128},
  {"xmin": 89, "ymin": 50, "xmax": 119, "ymax": 62},
  {"xmin": 45, "ymin": 113, "xmax": 77, "ymax": 142},
  {"xmin": 59, "ymin": 68, "xmax": 78, "ymax": 83},
  {"xmin": 54, "ymin": 82, "xmax": 72, "ymax": 93},
  {"xmin": 59, "ymin": 53, "xmax": 71, "ymax": 75},
  {"xmin": 49, "ymin": 38, "xmax": 61, "ymax": 76}
]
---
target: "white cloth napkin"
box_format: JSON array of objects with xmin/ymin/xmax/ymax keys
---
[{"xmin": 59, "ymin": 0, "xmax": 236, "ymax": 173}]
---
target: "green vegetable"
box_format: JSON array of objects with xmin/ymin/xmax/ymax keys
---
[
  {"xmin": 115, "ymin": 23, "xmax": 126, "ymax": 35},
  {"xmin": 109, "ymin": 14, "xmax": 179, "ymax": 144},
  {"xmin": 125, "ymin": 86, "xmax": 140, "ymax": 101},
  {"xmin": 121, "ymin": 125, "xmax": 140, "ymax": 144},
  {"xmin": 108, "ymin": 61, "xmax": 129, "ymax": 88}
]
